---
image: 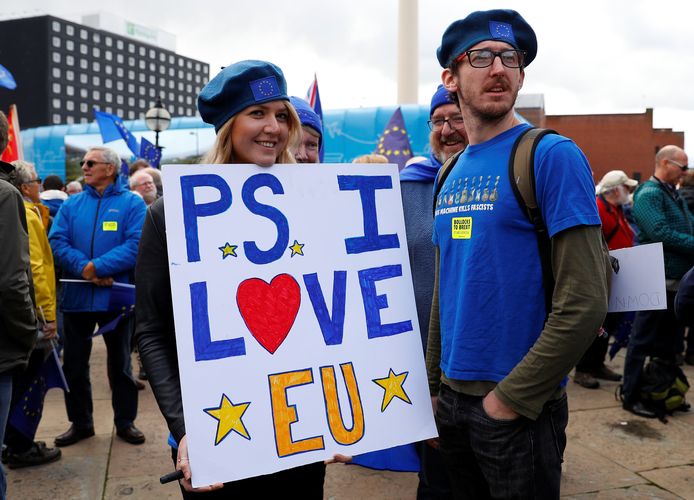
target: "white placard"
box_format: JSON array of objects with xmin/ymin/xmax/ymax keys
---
[
  {"xmin": 161, "ymin": 163, "xmax": 437, "ymax": 487},
  {"xmin": 608, "ymin": 243, "xmax": 667, "ymax": 312}
]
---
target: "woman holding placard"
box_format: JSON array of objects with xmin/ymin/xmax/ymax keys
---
[{"xmin": 134, "ymin": 60, "xmax": 326, "ymax": 497}]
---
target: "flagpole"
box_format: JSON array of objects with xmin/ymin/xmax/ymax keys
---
[{"xmin": 397, "ymin": 0, "xmax": 418, "ymax": 104}]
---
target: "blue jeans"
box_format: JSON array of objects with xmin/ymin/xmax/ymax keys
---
[
  {"xmin": 436, "ymin": 384, "xmax": 568, "ymax": 500},
  {"xmin": 0, "ymin": 373, "xmax": 14, "ymax": 500}
]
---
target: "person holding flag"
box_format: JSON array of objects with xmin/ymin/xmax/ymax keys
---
[{"xmin": 135, "ymin": 60, "xmax": 326, "ymax": 497}]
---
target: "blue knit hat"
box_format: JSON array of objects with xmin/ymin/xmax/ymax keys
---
[
  {"xmin": 198, "ymin": 60, "xmax": 289, "ymax": 132},
  {"xmin": 437, "ymin": 10, "xmax": 537, "ymax": 68},
  {"xmin": 430, "ymin": 84, "xmax": 455, "ymax": 116},
  {"xmin": 290, "ymin": 96, "xmax": 323, "ymax": 145}
]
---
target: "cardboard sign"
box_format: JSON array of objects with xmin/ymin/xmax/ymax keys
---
[
  {"xmin": 162, "ymin": 163, "xmax": 437, "ymax": 487},
  {"xmin": 608, "ymin": 243, "xmax": 667, "ymax": 312}
]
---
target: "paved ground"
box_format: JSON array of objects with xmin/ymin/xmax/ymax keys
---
[{"xmin": 6, "ymin": 341, "xmax": 694, "ymax": 499}]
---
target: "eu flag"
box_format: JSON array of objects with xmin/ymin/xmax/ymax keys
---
[
  {"xmin": 375, "ymin": 107, "xmax": 413, "ymax": 171},
  {"xmin": 140, "ymin": 136, "xmax": 161, "ymax": 167},
  {"xmin": 305, "ymin": 74, "xmax": 324, "ymax": 161},
  {"xmin": 9, "ymin": 347, "xmax": 68, "ymax": 440},
  {"xmin": 351, "ymin": 443, "xmax": 420, "ymax": 472},
  {"xmin": 94, "ymin": 108, "xmax": 140, "ymax": 157},
  {"xmin": 94, "ymin": 283, "xmax": 135, "ymax": 336}
]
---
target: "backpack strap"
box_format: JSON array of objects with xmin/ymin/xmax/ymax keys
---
[
  {"xmin": 508, "ymin": 127, "xmax": 558, "ymax": 315},
  {"xmin": 432, "ymin": 149, "xmax": 464, "ymax": 215}
]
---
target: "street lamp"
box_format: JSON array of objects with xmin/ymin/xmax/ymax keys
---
[{"xmin": 145, "ymin": 97, "xmax": 171, "ymax": 150}]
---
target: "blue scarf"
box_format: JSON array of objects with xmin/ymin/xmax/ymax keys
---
[{"xmin": 399, "ymin": 153, "xmax": 441, "ymax": 182}]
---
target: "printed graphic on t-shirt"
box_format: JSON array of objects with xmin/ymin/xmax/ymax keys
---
[{"xmin": 435, "ymin": 174, "xmax": 501, "ymax": 217}]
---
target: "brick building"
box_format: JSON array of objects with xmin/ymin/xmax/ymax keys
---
[{"xmin": 516, "ymin": 96, "xmax": 685, "ymax": 183}]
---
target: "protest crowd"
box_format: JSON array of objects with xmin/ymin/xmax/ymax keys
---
[{"xmin": 0, "ymin": 8, "xmax": 692, "ymax": 500}]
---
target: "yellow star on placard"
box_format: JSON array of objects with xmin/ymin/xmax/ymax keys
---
[
  {"xmin": 288, "ymin": 240, "xmax": 305, "ymax": 257},
  {"xmin": 373, "ymin": 369, "xmax": 411, "ymax": 412},
  {"xmin": 203, "ymin": 394, "xmax": 251, "ymax": 445},
  {"xmin": 218, "ymin": 242, "xmax": 238, "ymax": 259}
]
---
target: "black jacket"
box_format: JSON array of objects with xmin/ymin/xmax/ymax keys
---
[
  {"xmin": 134, "ymin": 197, "xmax": 186, "ymax": 442},
  {"xmin": 0, "ymin": 161, "xmax": 37, "ymax": 375}
]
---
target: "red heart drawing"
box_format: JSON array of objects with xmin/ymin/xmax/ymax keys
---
[{"xmin": 236, "ymin": 274, "xmax": 301, "ymax": 354}]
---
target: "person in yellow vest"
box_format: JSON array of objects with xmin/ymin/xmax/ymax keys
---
[{"xmin": 4, "ymin": 160, "xmax": 61, "ymax": 468}]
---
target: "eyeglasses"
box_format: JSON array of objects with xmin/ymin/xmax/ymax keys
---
[
  {"xmin": 457, "ymin": 49, "xmax": 526, "ymax": 69},
  {"xmin": 134, "ymin": 181, "xmax": 155, "ymax": 188},
  {"xmin": 23, "ymin": 178, "xmax": 42, "ymax": 185},
  {"xmin": 79, "ymin": 160, "xmax": 110, "ymax": 168},
  {"xmin": 667, "ymin": 159, "xmax": 689, "ymax": 171},
  {"xmin": 427, "ymin": 116, "xmax": 465, "ymax": 131}
]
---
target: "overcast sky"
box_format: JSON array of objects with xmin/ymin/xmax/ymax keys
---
[{"xmin": 2, "ymin": 0, "xmax": 692, "ymax": 159}]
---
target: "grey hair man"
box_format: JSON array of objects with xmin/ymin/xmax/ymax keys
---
[{"xmin": 129, "ymin": 171, "xmax": 158, "ymax": 206}]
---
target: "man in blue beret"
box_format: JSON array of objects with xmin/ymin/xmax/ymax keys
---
[
  {"xmin": 426, "ymin": 9, "xmax": 609, "ymax": 498},
  {"xmin": 289, "ymin": 96, "xmax": 323, "ymax": 163}
]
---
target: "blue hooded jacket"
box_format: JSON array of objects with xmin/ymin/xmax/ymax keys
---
[{"xmin": 49, "ymin": 181, "xmax": 146, "ymax": 312}]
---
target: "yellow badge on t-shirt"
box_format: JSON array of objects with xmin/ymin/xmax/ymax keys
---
[
  {"xmin": 451, "ymin": 217, "xmax": 472, "ymax": 239},
  {"xmin": 103, "ymin": 221, "xmax": 118, "ymax": 231}
]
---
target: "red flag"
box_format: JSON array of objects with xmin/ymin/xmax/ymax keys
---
[{"xmin": 1, "ymin": 104, "xmax": 23, "ymax": 162}]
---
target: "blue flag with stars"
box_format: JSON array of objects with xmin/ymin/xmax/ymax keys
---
[
  {"xmin": 375, "ymin": 107, "xmax": 413, "ymax": 171},
  {"xmin": 9, "ymin": 346, "xmax": 68, "ymax": 440},
  {"xmin": 140, "ymin": 136, "xmax": 161, "ymax": 167},
  {"xmin": 305, "ymin": 74, "xmax": 324, "ymax": 161},
  {"xmin": 0, "ymin": 63, "xmax": 17, "ymax": 90},
  {"xmin": 94, "ymin": 283, "xmax": 135, "ymax": 336},
  {"xmin": 94, "ymin": 108, "xmax": 140, "ymax": 157}
]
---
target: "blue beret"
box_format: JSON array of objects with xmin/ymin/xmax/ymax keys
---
[
  {"xmin": 430, "ymin": 84, "xmax": 455, "ymax": 116},
  {"xmin": 437, "ymin": 10, "xmax": 537, "ymax": 68},
  {"xmin": 290, "ymin": 96, "xmax": 323, "ymax": 144},
  {"xmin": 198, "ymin": 60, "xmax": 289, "ymax": 132}
]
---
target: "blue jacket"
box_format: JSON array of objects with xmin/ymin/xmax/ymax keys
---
[{"xmin": 49, "ymin": 182, "xmax": 146, "ymax": 312}]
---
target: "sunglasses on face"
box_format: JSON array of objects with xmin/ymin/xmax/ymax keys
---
[
  {"xmin": 667, "ymin": 159, "xmax": 689, "ymax": 171},
  {"xmin": 79, "ymin": 160, "xmax": 110, "ymax": 168},
  {"xmin": 23, "ymin": 178, "xmax": 42, "ymax": 185}
]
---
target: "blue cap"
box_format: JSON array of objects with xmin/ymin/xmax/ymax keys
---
[
  {"xmin": 198, "ymin": 60, "xmax": 289, "ymax": 132},
  {"xmin": 430, "ymin": 84, "xmax": 455, "ymax": 116},
  {"xmin": 290, "ymin": 96, "xmax": 323, "ymax": 144},
  {"xmin": 437, "ymin": 10, "xmax": 537, "ymax": 68}
]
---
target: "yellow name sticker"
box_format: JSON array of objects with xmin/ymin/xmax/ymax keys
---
[
  {"xmin": 451, "ymin": 217, "xmax": 472, "ymax": 239},
  {"xmin": 102, "ymin": 221, "xmax": 118, "ymax": 232}
]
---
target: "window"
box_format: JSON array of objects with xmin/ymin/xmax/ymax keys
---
[
  {"xmin": 80, "ymin": 44, "xmax": 87, "ymax": 55},
  {"xmin": 66, "ymin": 25, "xmax": 74, "ymax": 36},
  {"xmin": 105, "ymin": 79, "xmax": 112, "ymax": 89},
  {"xmin": 159, "ymin": 77, "xmax": 166, "ymax": 87},
  {"xmin": 92, "ymin": 61, "xmax": 100, "ymax": 72},
  {"xmin": 66, "ymin": 101, "xmax": 74, "ymax": 111},
  {"xmin": 52, "ymin": 36, "xmax": 61, "ymax": 48},
  {"xmin": 105, "ymin": 65, "xmax": 112, "ymax": 75},
  {"xmin": 117, "ymin": 95, "xmax": 124, "ymax": 104},
  {"xmin": 80, "ymin": 88, "xmax": 88, "ymax": 98},
  {"xmin": 66, "ymin": 40, "xmax": 74, "ymax": 51},
  {"xmin": 66, "ymin": 55, "xmax": 74, "ymax": 66},
  {"xmin": 92, "ymin": 76, "xmax": 100, "ymax": 86},
  {"xmin": 105, "ymin": 36, "xmax": 112, "ymax": 47},
  {"xmin": 80, "ymin": 29, "xmax": 88, "ymax": 40},
  {"xmin": 139, "ymin": 60, "xmax": 145, "ymax": 70},
  {"xmin": 195, "ymin": 74, "xmax": 200, "ymax": 84},
  {"xmin": 168, "ymin": 80, "xmax": 174, "ymax": 89},
  {"xmin": 52, "ymin": 98, "xmax": 61, "ymax": 109},
  {"xmin": 80, "ymin": 103, "xmax": 88, "ymax": 113},
  {"xmin": 105, "ymin": 106, "xmax": 113, "ymax": 113},
  {"xmin": 138, "ymin": 85, "xmax": 145, "ymax": 95},
  {"xmin": 116, "ymin": 108, "xmax": 124, "ymax": 116},
  {"xmin": 186, "ymin": 96, "xmax": 192, "ymax": 105},
  {"xmin": 203, "ymin": 65, "xmax": 208, "ymax": 74},
  {"xmin": 186, "ymin": 61, "xmax": 192, "ymax": 69},
  {"xmin": 128, "ymin": 97, "xmax": 135, "ymax": 106},
  {"xmin": 128, "ymin": 43, "xmax": 135, "ymax": 53},
  {"xmin": 79, "ymin": 74, "xmax": 87, "ymax": 84},
  {"xmin": 128, "ymin": 110, "xmax": 135, "ymax": 120},
  {"xmin": 80, "ymin": 117, "xmax": 88, "ymax": 124},
  {"xmin": 138, "ymin": 98, "xmax": 145, "ymax": 108},
  {"xmin": 178, "ymin": 94, "xmax": 183, "ymax": 103},
  {"xmin": 117, "ymin": 54, "xmax": 124, "ymax": 64},
  {"xmin": 178, "ymin": 106, "xmax": 184, "ymax": 115},
  {"xmin": 53, "ymin": 114, "xmax": 61, "ymax": 124},
  {"xmin": 66, "ymin": 85, "xmax": 74, "ymax": 96},
  {"xmin": 186, "ymin": 72, "xmax": 192, "ymax": 81},
  {"xmin": 52, "ymin": 52, "xmax": 61, "ymax": 63},
  {"xmin": 52, "ymin": 67, "xmax": 61, "ymax": 78},
  {"xmin": 116, "ymin": 81, "xmax": 124, "ymax": 91},
  {"xmin": 139, "ymin": 46, "xmax": 146, "ymax": 56},
  {"xmin": 168, "ymin": 91, "xmax": 174, "ymax": 101},
  {"xmin": 127, "ymin": 83, "xmax": 135, "ymax": 93},
  {"xmin": 52, "ymin": 21, "xmax": 61, "ymax": 32},
  {"xmin": 168, "ymin": 67, "xmax": 174, "ymax": 77},
  {"xmin": 159, "ymin": 64, "xmax": 166, "ymax": 74},
  {"xmin": 195, "ymin": 62, "xmax": 201, "ymax": 71},
  {"xmin": 92, "ymin": 33, "xmax": 100, "ymax": 43},
  {"xmin": 93, "ymin": 90, "xmax": 100, "ymax": 100},
  {"xmin": 149, "ymin": 88, "xmax": 155, "ymax": 98},
  {"xmin": 159, "ymin": 53, "xmax": 166, "ymax": 62},
  {"xmin": 66, "ymin": 70, "xmax": 74, "ymax": 81},
  {"xmin": 117, "ymin": 40, "xmax": 124, "ymax": 50},
  {"xmin": 52, "ymin": 83, "xmax": 61, "ymax": 93},
  {"xmin": 149, "ymin": 62, "xmax": 156, "ymax": 72},
  {"xmin": 127, "ymin": 70, "xmax": 135, "ymax": 80},
  {"xmin": 149, "ymin": 75, "xmax": 155, "ymax": 85},
  {"xmin": 105, "ymin": 50, "xmax": 112, "ymax": 61},
  {"xmin": 149, "ymin": 49, "xmax": 155, "ymax": 59},
  {"xmin": 186, "ymin": 83, "xmax": 192, "ymax": 93},
  {"xmin": 178, "ymin": 70, "xmax": 183, "ymax": 79},
  {"xmin": 116, "ymin": 68, "xmax": 124, "ymax": 78},
  {"xmin": 92, "ymin": 47, "xmax": 100, "ymax": 58},
  {"xmin": 66, "ymin": 115, "xmax": 74, "ymax": 124},
  {"xmin": 80, "ymin": 59, "xmax": 88, "ymax": 69},
  {"xmin": 128, "ymin": 56, "xmax": 135, "ymax": 66}
]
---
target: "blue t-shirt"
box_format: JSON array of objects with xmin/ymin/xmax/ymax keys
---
[{"xmin": 432, "ymin": 124, "xmax": 600, "ymax": 383}]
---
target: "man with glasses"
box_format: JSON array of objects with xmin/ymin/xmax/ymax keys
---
[
  {"xmin": 49, "ymin": 146, "xmax": 147, "ymax": 447},
  {"xmin": 129, "ymin": 170, "xmax": 158, "ymax": 206},
  {"xmin": 621, "ymin": 145, "xmax": 694, "ymax": 417},
  {"xmin": 427, "ymin": 10, "xmax": 608, "ymax": 498}
]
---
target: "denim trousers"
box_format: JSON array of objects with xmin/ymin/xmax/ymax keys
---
[
  {"xmin": 0, "ymin": 373, "xmax": 14, "ymax": 500},
  {"xmin": 62, "ymin": 312, "xmax": 138, "ymax": 430},
  {"xmin": 436, "ymin": 384, "xmax": 568, "ymax": 500}
]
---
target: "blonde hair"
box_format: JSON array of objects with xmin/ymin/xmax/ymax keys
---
[
  {"xmin": 203, "ymin": 101, "xmax": 301, "ymax": 165},
  {"xmin": 352, "ymin": 153, "xmax": 389, "ymax": 164}
]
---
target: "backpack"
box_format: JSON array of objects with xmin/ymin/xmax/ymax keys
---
[
  {"xmin": 433, "ymin": 127, "xmax": 614, "ymax": 314},
  {"xmin": 638, "ymin": 358, "xmax": 690, "ymax": 422}
]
